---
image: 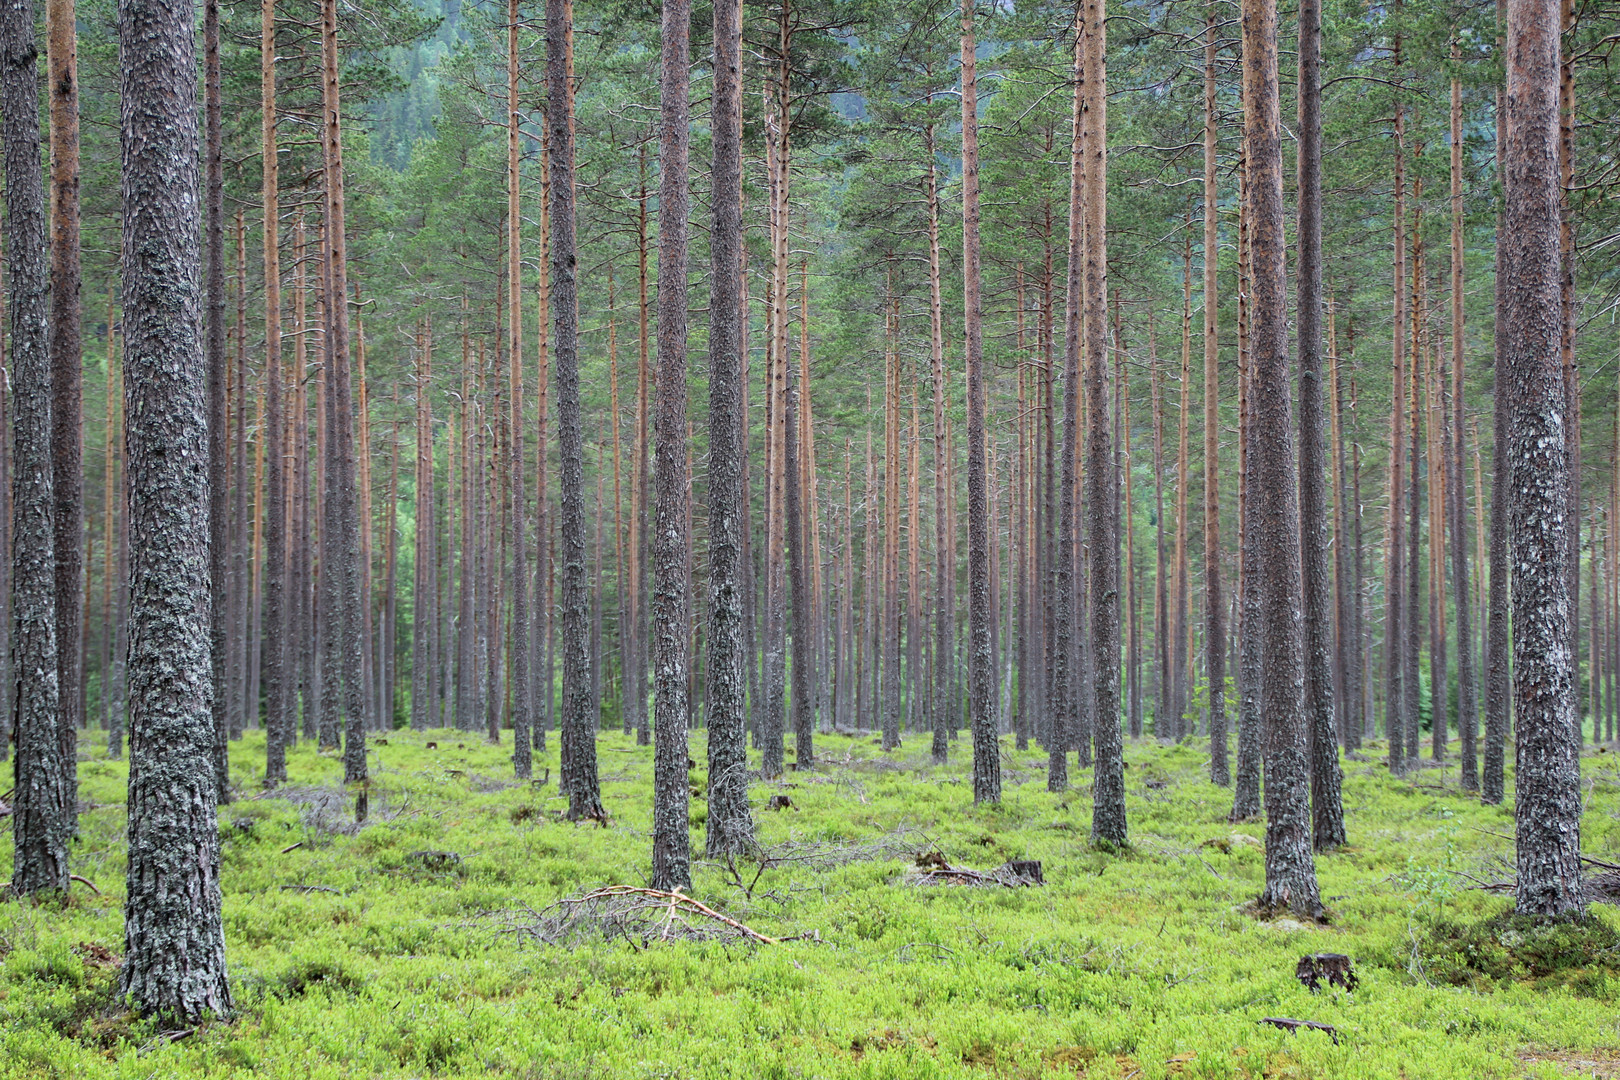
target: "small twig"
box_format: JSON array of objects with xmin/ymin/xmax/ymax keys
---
[
  {"xmin": 69, "ymin": 874, "xmax": 101, "ymax": 896},
  {"xmin": 280, "ymin": 841, "xmax": 304, "ymax": 854},
  {"xmin": 279, "ymin": 884, "xmax": 340, "ymax": 895},
  {"xmin": 1582, "ymin": 854, "xmax": 1620, "ymax": 873}
]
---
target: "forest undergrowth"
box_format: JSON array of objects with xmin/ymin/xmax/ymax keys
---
[{"xmin": 2, "ymin": 729, "xmax": 1617, "ymax": 1079}]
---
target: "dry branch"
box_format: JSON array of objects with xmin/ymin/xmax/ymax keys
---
[{"xmin": 495, "ymin": 886, "xmax": 793, "ymax": 948}]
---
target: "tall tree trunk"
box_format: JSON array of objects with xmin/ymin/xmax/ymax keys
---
[
  {"xmin": 230, "ymin": 215, "xmax": 250, "ymax": 740},
  {"xmin": 1203, "ymin": 9, "xmax": 1228, "ymax": 784},
  {"xmin": 1504, "ymin": 0, "xmax": 1583, "ymax": 920},
  {"xmin": 549, "ymin": 0, "xmax": 601, "ymax": 822},
  {"xmin": 101, "ymin": 304, "xmax": 118, "ymax": 751},
  {"xmin": 1387, "ymin": 66, "xmax": 1409, "ymax": 773},
  {"xmin": 47, "ymin": 0, "xmax": 82, "ymax": 823},
  {"xmin": 1405, "ymin": 198, "xmax": 1423, "ymax": 770},
  {"xmin": 118, "ymin": 0, "xmax": 231, "ymax": 1012},
  {"xmin": 507, "ymin": 0, "xmax": 532, "ymax": 776},
  {"xmin": 927, "ymin": 121, "xmax": 950, "ymax": 764},
  {"xmin": 1084, "ymin": 0, "xmax": 1124, "ymax": 844},
  {"xmin": 1048, "ymin": 10, "xmax": 1083, "ymax": 795},
  {"xmin": 786, "ymin": 266, "xmax": 815, "ymax": 763},
  {"xmin": 411, "ymin": 321, "xmax": 434, "ymax": 731},
  {"xmin": 1245, "ymin": 0, "xmax": 1321, "ymax": 916},
  {"xmin": 962, "ymin": 0, "xmax": 1000, "ymax": 803},
  {"xmin": 260, "ymin": 3, "xmax": 287, "ymax": 769},
  {"xmin": 1232, "ymin": 150, "xmax": 1263, "ymax": 821},
  {"xmin": 1298, "ymin": 0, "xmax": 1343, "ymax": 850},
  {"xmin": 705, "ymin": 0, "xmax": 751, "ymax": 855},
  {"xmin": 649, "ymin": 0, "xmax": 693, "ymax": 889},
  {"xmin": 6, "ymin": 0, "xmax": 69, "ymax": 895},
  {"xmin": 204, "ymin": 0, "xmax": 229, "ymax": 803},
  {"xmin": 320, "ymin": 0, "xmax": 368, "ymax": 796},
  {"xmin": 1483, "ymin": 0, "xmax": 1510, "ymax": 804}
]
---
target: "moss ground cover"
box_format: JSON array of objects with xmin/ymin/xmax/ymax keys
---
[{"xmin": 2, "ymin": 730, "xmax": 1617, "ymax": 1079}]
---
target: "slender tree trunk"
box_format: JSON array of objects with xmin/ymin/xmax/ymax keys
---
[
  {"xmin": 1297, "ymin": 0, "xmax": 1343, "ymax": 849},
  {"xmin": 1203, "ymin": 11, "xmax": 1228, "ymax": 783},
  {"xmin": 962, "ymin": 0, "xmax": 999, "ymax": 802},
  {"xmin": 320, "ymin": 0, "xmax": 368, "ymax": 796},
  {"xmin": 47, "ymin": 0, "xmax": 82, "ymax": 823},
  {"xmin": 1049, "ymin": 11, "xmax": 1083, "ymax": 794},
  {"xmin": 1084, "ymin": 0, "xmax": 1124, "ymax": 844},
  {"xmin": 507, "ymin": 0, "xmax": 532, "ymax": 776},
  {"xmin": 203, "ymin": 0, "xmax": 229, "ymax": 803},
  {"xmin": 786, "ymin": 264, "xmax": 815, "ymax": 764},
  {"xmin": 1504, "ymin": 0, "xmax": 1583, "ymax": 920},
  {"xmin": 649, "ymin": 0, "xmax": 692, "ymax": 890},
  {"xmin": 547, "ymin": 0, "xmax": 601, "ymax": 819},
  {"xmin": 1388, "ymin": 72, "xmax": 1410, "ymax": 773},
  {"xmin": 118, "ymin": 0, "xmax": 231, "ymax": 1012},
  {"xmin": 230, "ymin": 216, "xmax": 250, "ymax": 740},
  {"xmin": 6, "ymin": 0, "xmax": 69, "ymax": 895},
  {"xmin": 258, "ymin": 213, "xmax": 286, "ymax": 702},
  {"xmin": 927, "ymin": 122, "xmax": 950, "ymax": 763},
  {"xmin": 1232, "ymin": 152, "xmax": 1262, "ymax": 821},
  {"xmin": 1244, "ymin": 0, "xmax": 1321, "ymax": 915},
  {"xmin": 705, "ymin": 0, "xmax": 750, "ymax": 854}
]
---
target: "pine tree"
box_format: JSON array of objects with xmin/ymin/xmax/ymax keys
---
[{"xmin": 118, "ymin": 0, "xmax": 231, "ymax": 1014}]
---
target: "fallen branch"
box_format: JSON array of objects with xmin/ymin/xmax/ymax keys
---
[
  {"xmin": 69, "ymin": 874, "xmax": 101, "ymax": 896},
  {"xmin": 1259, "ymin": 1017, "xmax": 1339, "ymax": 1045},
  {"xmin": 494, "ymin": 885, "xmax": 791, "ymax": 947},
  {"xmin": 280, "ymin": 841, "xmax": 304, "ymax": 854},
  {"xmin": 279, "ymin": 884, "xmax": 341, "ymax": 895}
]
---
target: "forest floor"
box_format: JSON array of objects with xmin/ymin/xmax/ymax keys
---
[{"xmin": 1, "ymin": 725, "xmax": 1618, "ymax": 1079}]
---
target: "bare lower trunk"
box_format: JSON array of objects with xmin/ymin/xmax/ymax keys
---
[
  {"xmin": 650, "ymin": 0, "xmax": 692, "ymax": 889},
  {"xmin": 1504, "ymin": 0, "xmax": 1583, "ymax": 920},
  {"xmin": 5, "ymin": 0, "xmax": 69, "ymax": 896},
  {"xmin": 118, "ymin": 0, "xmax": 231, "ymax": 1013}
]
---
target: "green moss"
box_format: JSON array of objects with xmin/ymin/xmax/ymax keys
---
[
  {"xmin": 1418, "ymin": 911, "xmax": 1620, "ymax": 997},
  {"xmin": 0, "ymin": 730, "xmax": 1616, "ymax": 1077}
]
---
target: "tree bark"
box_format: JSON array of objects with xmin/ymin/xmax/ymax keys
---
[
  {"xmin": 508, "ymin": 0, "xmax": 531, "ymax": 777},
  {"xmin": 1245, "ymin": 0, "xmax": 1321, "ymax": 916},
  {"xmin": 1084, "ymin": 0, "xmax": 1123, "ymax": 845},
  {"xmin": 1203, "ymin": 9, "xmax": 1228, "ymax": 784},
  {"xmin": 47, "ymin": 0, "xmax": 82, "ymax": 825},
  {"xmin": 650, "ymin": 0, "xmax": 692, "ymax": 890},
  {"xmin": 705, "ymin": 0, "xmax": 751, "ymax": 855},
  {"xmin": 261, "ymin": 2, "xmax": 288, "ymax": 774},
  {"xmin": 1297, "ymin": 0, "xmax": 1343, "ymax": 851},
  {"xmin": 547, "ymin": 0, "xmax": 602, "ymax": 820},
  {"xmin": 320, "ymin": 0, "xmax": 368, "ymax": 795},
  {"xmin": 1049, "ymin": 10, "xmax": 1083, "ymax": 795},
  {"xmin": 961, "ymin": 0, "xmax": 1000, "ymax": 803},
  {"xmin": 5, "ymin": 0, "xmax": 69, "ymax": 896},
  {"xmin": 118, "ymin": 0, "xmax": 231, "ymax": 1013},
  {"xmin": 1504, "ymin": 0, "xmax": 1583, "ymax": 920}
]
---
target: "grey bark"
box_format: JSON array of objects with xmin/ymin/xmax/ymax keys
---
[
  {"xmin": 5, "ymin": 0, "xmax": 69, "ymax": 896},
  {"xmin": 1244, "ymin": 0, "xmax": 1321, "ymax": 917},
  {"xmin": 1504, "ymin": 0, "xmax": 1584, "ymax": 920},
  {"xmin": 118, "ymin": 0, "xmax": 231, "ymax": 1013},
  {"xmin": 705, "ymin": 0, "xmax": 752, "ymax": 857},
  {"xmin": 1297, "ymin": 0, "xmax": 1344, "ymax": 851},
  {"xmin": 549, "ymin": 0, "xmax": 603, "ymax": 822},
  {"xmin": 650, "ymin": 0, "xmax": 693, "ymax": 890},
  {"xmin": 961, "ymin": 0, "xmax": 1000, "ymax": 803},
  {"xmin": 1083, "ymin": 0, "xmax": 1125, "ymax": 847}
]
